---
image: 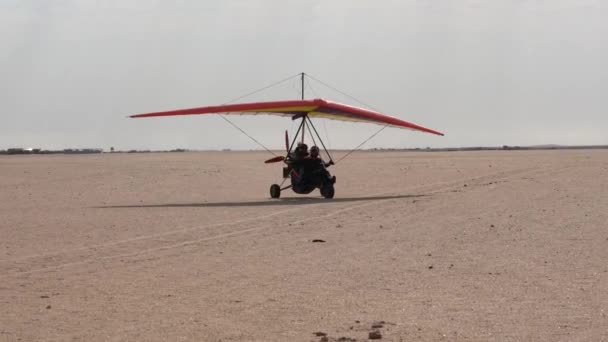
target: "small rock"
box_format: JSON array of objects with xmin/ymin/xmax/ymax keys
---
[
  {"xmin": 320, "ymin": 337, "xmax": 329, "ymax": 342},
  {"xmin": 336, "ymin": 224, "xmax": 342, "ymax": 228},
  {"xmin": 46, "ymin": 305, "xmax": 51, "ymax": 309},
  {"xmin": 311, "ymin": 239, "xmax": 326, "ymax": 243},
  {"xmin": 371, "ymin": 322, "xmax": 384, "ymax": 329},
  {"xmin": 369, "ymin": 330, "xmax": 382, "ymax": 339},
  {"xmin": 314, "ymin": 332, "xmax": 327, "ymax": 337},
  {"xmin": 428, "ymin": 265, "xmax": 434, "ymax": 269},
  {"xmin": 463, "ymin": 184, "xmax": 468, "ymax": 187},
  {"xmin": 490, "ymin": 224, "xmax": 495, "ymax": 228},
  {"xmin": 355, "ymin": 320, "xmax": 360, "ymax": 324},
  {"xmin": 40, "ymin": 295, "xmax": 49, "ymax": 299}
]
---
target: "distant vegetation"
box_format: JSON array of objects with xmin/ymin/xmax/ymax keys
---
[
  {"xmin": 124, "ymin": 148, "xmax": 187, "ymax": 153},
  {"xmin": 0, "ymin": 147, "xmax": 188, "ymax": 155},
  {"xmin": 2, "ymin": 145, "xmax": 607, "ymax": 155},
  {"xmin": 0, "ymin": 148, "xmax": 102, "ymax": 155},
  {"xmin": 366, "ymin": 145, "xmax": 608, "ymax": 152}
]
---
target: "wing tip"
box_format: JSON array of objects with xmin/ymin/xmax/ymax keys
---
[{"xmin": 130, "ymin": 113, "xmax": 154, "ymax": 118}]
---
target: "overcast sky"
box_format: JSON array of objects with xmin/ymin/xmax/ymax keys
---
[{"xmin": 1, "ymin": 0, "xmax": 607, "ymax": 151}]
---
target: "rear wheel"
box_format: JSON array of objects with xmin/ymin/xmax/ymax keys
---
[
  {"xmin": 270, "ymin": 184, "xmax": 281, "ymax": 198},
  {"xmin": 320, "ymin": 184, "xmax": 335, "ymax": 199}
]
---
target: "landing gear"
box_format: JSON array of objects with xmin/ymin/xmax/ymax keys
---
[
  {"xmin": 320, "ymin": 183, "xmax": 335, "ymax": 199},
  {"xmin": 270, "ymin": 184, "xmax": 281, "ymax": 198}
]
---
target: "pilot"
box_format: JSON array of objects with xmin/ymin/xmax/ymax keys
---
[
  {"xmin": 289, "ymin": 143, "xmax": 309, "ymax": 186},
  {"xmin": 293, "ymin": 142, "xmax": 309, "ymax": 160}
]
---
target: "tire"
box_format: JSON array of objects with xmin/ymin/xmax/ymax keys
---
[
  {"xmin": 320, "ymin": 184, "xmax": 335, "ymax": 199},
  {"xmin": 270, "ymin": 184, "xmax": 281, "ymax": 198}
]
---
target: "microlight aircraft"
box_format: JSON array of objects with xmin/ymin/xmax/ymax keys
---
[{"xmin": 130, "ymin": 73, "xmax": 443, "ymax": 199}]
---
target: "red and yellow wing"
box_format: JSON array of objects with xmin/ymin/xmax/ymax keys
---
[{"xmin": 131, "ymin": 98, "xmax": 444, "ymax": 136}]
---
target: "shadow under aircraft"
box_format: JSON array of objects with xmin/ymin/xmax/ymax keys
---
[{"xmin": 98, "ymin": 194, "xmax": 427, "ymax": 209}]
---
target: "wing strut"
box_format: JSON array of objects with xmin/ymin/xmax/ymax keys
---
[
  {"xmin": 285, "ymin": 113, "xmax": 334, "ymax": 165},
  {"xmin": 305, "ymin": 116, "xmax": 333, "ymax": 163}
]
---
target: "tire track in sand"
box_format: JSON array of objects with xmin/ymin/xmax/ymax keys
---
[{"xmin": 4, "ymin": 165, "xmax": 563, "ymax": 276}]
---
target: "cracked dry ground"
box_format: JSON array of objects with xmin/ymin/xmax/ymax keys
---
[{"xmin": 1, "ymin": 150, "xmax": 607, "ymax": 341}]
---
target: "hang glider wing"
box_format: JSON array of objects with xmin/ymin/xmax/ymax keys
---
[{"xmin": 130, "ymin": 98, "xmax": 444, "ymax": 136}]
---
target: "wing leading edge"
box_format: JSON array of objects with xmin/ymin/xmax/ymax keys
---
[{"xmin": 130, "ymin": 98, "xmax": 444, "ymax": 136}]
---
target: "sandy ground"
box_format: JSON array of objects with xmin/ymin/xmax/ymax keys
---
[{"xmin": 1, "ymin": 150, "xmax": 607, "ymax": 341}]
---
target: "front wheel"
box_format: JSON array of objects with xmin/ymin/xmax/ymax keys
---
[
  {"xmin": 270, "ymin": 184, "xmax": 281, "ymax": 198},
  {"xmin": 320, "ymin": 184, "xmax": 335, "ymax": 199}
]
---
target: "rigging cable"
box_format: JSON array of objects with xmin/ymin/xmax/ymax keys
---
[
  {"xmin": 305, "ymin": 80, "xmax": 332, "ymax": 151},
  {"xmin": 304, "ymin": 119, "xmax": 318, "ymax": 148},
  {"xmin": 223, "ymin": 72, "xmax": 302, "ymax": 104},
  {"xmin": 216, "ymin": 72, "xmax": 302, "ymax": 156},
  {"xmin": 306, "ymin": 73, "xmax": 390, "ymax": 163},
  {"xmin": 218, "ymin": 113, "xmax": 278, "ymax": 156},
  {"xmin": 336, "ymin": 126, "xmax": 388, "ymax": 163},
  {"xmin": 306, "ymin": 73, "xmax": 380, "ymax": 111}
]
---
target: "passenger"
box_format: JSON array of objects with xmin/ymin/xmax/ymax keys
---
[
  {"xmin": 308, "ymin": 146, "xmax": 332, "ymax": 167},
  {"xmin": 309, "ymin": 145, "xmax": 320, "ymax": 159},
  {"xmin": 305, "ymin": 146, "xmax": 335, "ymax": 184}
]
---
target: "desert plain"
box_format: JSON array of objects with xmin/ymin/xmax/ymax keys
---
[{"xmin": 1, "ymin": 150, "xmax": 607, "ymax": 341}]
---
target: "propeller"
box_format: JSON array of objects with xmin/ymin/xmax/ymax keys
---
[
  {"xmin": 263, "ymin": 130, "xmax": 290, "ymax": 164},
  {"xmin": 264, "ymin": 156, "xmax": 285, "ymax": 163},
  {"xmin": 285, "ymin": 130, "xmax": 289, "ymax": 152}
]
